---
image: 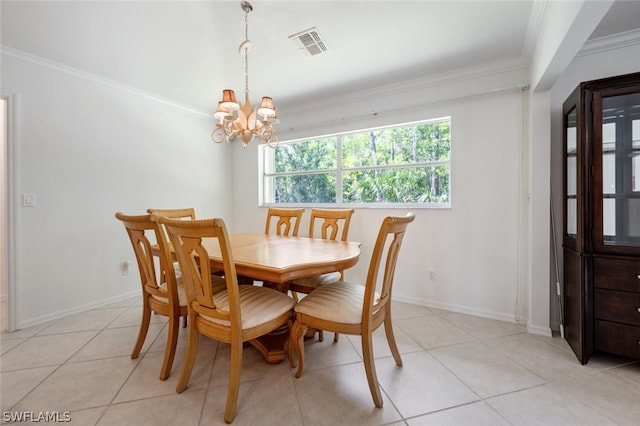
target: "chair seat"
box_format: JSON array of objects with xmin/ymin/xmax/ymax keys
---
[
  {"xmin": 153, "ymin": 275, "xmax": 227, "ymax": 307},
  {"xmin": 203, "ymin": 285, "xmax": 295, "ymax": 330},
  {"xmin": 294, "ymin": 282, "xmax": 379, "ymax": 325},
  {"xmin": 289, "ymin": 271, "xmax": 341, "ymax": 290}
]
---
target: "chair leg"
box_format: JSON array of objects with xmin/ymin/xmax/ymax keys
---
[
  {"xmin": 383, "ymin": 314, "xmax": 403, "ymax": 367},
  {"xmin": 224, "ymin": 338, "xmax": 243, "ymax": 424},
  {"xmin": 334, "ymin": 332, "xmax": 339, "ymax": 342},
  {"xmin": 176, "ymin": 314, "xmax": 199, "ymax": 393},
  {"xmin": 362, "ymin": 331, "xmax": 383, "ymax": 407},
  {"xmin": 131, "ymin": 302, "xmax": 151, "ymax": 359},
  {"xmin": 286, "ymin": 320, "xmax": 297, "ymax": 368},
  {"xmin": 159, "ymin": 313, "xmax": 180, "ymax": 380},
  {"xmin": 289, "ymin": 319, "xmax": 308, "ymax": 378}
]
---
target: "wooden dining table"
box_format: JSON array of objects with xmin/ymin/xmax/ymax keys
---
[
  {"xmin": 204, "ymin": 233, "xmax": 361, "ymax": 292},
  {"xmin": 161, "ymin": 233, "xmax": 361, "ymax": 363}
]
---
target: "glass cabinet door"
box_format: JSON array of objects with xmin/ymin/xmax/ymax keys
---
[
  {"xmin": 566, "ymin": 107, "xmax": 578, "ymax": 239},
  {"xmin": 598, "ymin": 91, "xmax": 640, "ymax": 248}
]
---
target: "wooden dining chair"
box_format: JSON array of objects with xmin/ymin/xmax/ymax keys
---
[
  {"xmin": 288, "ymin": 208, "xmax": 355, "ymax": 341},
  {"xmin": 114, "ymin": 212, "xmax": 224, "ymax": 380},
  {"xmin": 158, "ymin": 216, "xmax": 296, "ymax": 424},
  {"xmin": 288, "ymin": 213, "xmax": 415, "ymax": 408},
  {"xmin": 148, "ymin": 207, "xmax": 228, "ymax": 282},
  {"xmin": 264, "ymin": 207, "xmax": 305, "ymax": 236}
]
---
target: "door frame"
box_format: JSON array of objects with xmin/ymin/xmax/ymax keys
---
[{"xmin": 2, "ymin": 93, "xmax": 18, "ymax": 332}]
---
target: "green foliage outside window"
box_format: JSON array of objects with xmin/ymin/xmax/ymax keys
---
[
  {"xmin": 274, "ymin": 137, "xmax": 337, "ymax": 173},
  {"xmin": 262, "ymin": 118, "xmax": 451, "ymax": 206},
  {"xmin": 272, "ymin": 174, "xmax": 337, "ymax": 203}
]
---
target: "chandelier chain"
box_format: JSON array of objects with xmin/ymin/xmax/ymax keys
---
[{"xmin": 244, "ymin": 7, "xmax": 249, "ymax": 95}]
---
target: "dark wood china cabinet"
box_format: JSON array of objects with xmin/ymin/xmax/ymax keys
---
[{"xmin": 563, "ymin": 72, "xmax": 640, "ymax": 364}]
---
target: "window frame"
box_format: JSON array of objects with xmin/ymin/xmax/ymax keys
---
[{"xmin": 259, "ymin": 117, "xmax": 452, "ymax": 209}]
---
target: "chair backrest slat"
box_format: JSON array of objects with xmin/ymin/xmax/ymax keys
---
[
  {"xmin": 308, "ymin": 208, "xmax": 354, "ymax": 241},
  {"xmin": 265, "ymin": 208, "xmax": 305, "ymax": 236},
  {"xmin": 147, "ymin": 208, "xmax": 196, "ymax": 220}
]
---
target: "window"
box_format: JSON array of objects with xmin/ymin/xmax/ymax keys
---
[{"xmin": 260, "ymin": 117, "xmax": 451, "ymax": 207}]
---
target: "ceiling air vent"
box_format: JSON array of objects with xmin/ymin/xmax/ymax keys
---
[{"xmin": 289, "ymin": 27, "xmax": 328, "ymax": 58}]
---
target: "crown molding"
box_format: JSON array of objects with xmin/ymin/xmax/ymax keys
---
[
  {"xmin": 0, "ymin": 45, "xmax": 211, "ymax": 119},
  {"xmin": 577, "ymin": 28, "xmax": 640, "ymax": 57},
  {"xmin": 281, "ymin": 57, "xmax": 529, "ymax": 119},
  {"xmin": 522, "ymin": 0, "xmax": 548, "ymax": 61}
]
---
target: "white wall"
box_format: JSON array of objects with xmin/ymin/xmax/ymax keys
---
[
  {"xmin": 231, "ymin": 71, "xmax": 530, "ymax": 324},
  {"xmin": 2, "ymin": 51, "xmax": 233, "ymax": 329},
  {"xmin": 527, "ymin": 89, "xmax": 552, "ymax": 335}
]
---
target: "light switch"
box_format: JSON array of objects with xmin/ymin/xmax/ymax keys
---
[{"xmin": 22, "ymin": 193, "xmax": 36, "ymax": 207}]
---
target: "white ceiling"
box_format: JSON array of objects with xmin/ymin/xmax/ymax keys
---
[{"xmin": 2, "ymin": 1, "xmax": 640, "ymax": 115}]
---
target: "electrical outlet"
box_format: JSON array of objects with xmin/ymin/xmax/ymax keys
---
[
  {"xmin": 428, "ymin": 270, "xmax": 436, "ymax": 281},
  {"xmin": 22, "ymin": 192, "xmax": 36, "ymax": 207},
  {"xmin": 122, "ymin": 260, "xmax": 131, "ymax": 276}
]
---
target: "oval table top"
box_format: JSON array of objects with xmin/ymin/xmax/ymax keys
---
[{"xmin": 202, "ymin": 233, "xmax": 361, "ymax": 283}]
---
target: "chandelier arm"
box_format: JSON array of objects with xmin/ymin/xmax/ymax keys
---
[
  {"xmin": 260, "ymin": 123, "xmax": 278, "ymax": 147},
  {"xmin": 264, "ymin": 133, "xmax": 279, "ymax": 149},
  {"xmin": 224, "ymin": 119, "xmax": 241, "ymax": 138},
  {"xmin": 212, "ymin": 127, "xmax": 227, "ymax": 144}
]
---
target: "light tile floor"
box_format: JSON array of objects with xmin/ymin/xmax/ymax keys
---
[{"xmin": 1, "ymin": 298, "xmax": 639, "ymax": 425}]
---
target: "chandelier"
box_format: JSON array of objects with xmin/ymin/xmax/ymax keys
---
[{"xmin": 212, "ymin": 1, "xmax": 279, "ymax": 149}]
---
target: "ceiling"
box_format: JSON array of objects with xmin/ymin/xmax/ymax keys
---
[{"xmin": 2, "ymin": 1, "xmax": 640, "ymax": 116}]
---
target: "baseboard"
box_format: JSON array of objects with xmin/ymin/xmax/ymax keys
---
[
  {"xmin": 393, "ymin": 293, "xmax": 518, "ymax": 323},
  {"xmin": 393, "ymin": 294, "xmax": 554, "ymax": 336},
  {"xmin": 526, "ymin": 323, "xmax": 553, "ymax": 337},
  {"xmin": 16, "ymin": 290, "xmax": 141, "ymax": 331}
]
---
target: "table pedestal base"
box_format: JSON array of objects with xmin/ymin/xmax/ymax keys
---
[{"xmin": 249, "ymin": 324, "xmax": 289, "ymax": 364}]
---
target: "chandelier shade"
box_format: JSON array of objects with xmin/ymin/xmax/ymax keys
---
[
  {"xmin": 220, "ymin": 90, "xmax": 239, "ymax": 110},
  {"xmin": 212, "ymin": 1, "xmax": 279, "ymax": 148},
  {"xmin": 258, "ymin": 97, "xmax": 276, "ymax": 118}
]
